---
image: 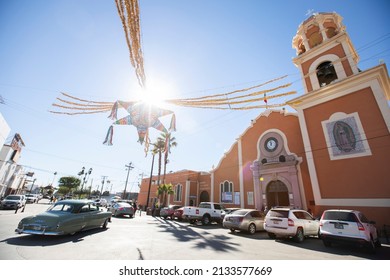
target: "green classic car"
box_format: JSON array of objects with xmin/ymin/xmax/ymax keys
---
[{"xmin": 15, "ymin": 200, "xmax": 112, "ymax": 236}]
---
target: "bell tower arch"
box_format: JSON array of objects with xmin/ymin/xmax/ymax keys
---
[{"xmin": 292, "ymin": 12, "xmax": 360, "ymax": 93}]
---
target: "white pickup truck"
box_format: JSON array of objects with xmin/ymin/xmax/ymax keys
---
[{"xmin": 182, "ymin": 202, "xmax": 226, "ymax": 225}]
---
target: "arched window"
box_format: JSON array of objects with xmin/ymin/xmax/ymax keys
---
[
  {"xmin": 308, "ymin": 32, "xmax": 322, "ymax": 48},
  {"xmin": 220, "ymin": 181, "xmax": 233, "ymax": 203},
  {"xmin": 317, "ymin": 61, "xmax": 338, "ymax": 87},
  {"xmin": 174, "ymin": 184, "xmax": 182, "ymax": 202},
  {"xmin": 326, "ymin": 27, "xmax": 337, "ymax": 38}
]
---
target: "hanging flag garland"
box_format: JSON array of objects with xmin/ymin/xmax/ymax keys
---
[{"xmin": 50, "ymin": 0, "xmax": 297, "ymax": 150}]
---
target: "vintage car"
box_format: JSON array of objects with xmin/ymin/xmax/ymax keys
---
[{"xmin": 15, "ymin": 200, "xmax": 112, "ymax": 236}]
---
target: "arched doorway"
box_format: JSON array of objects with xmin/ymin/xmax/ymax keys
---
[
  {"xmin": 199, "ymin": 191, "xmax": 209, "ymax": 203},
  {"xmin": 266, "ymin": 180, "xmax": 289, "ymax": 208}
]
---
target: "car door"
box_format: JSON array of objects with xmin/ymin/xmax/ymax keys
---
[
  {"xmin": 212, "ymin": 203, "xmax": 224, "ymax": 219},
  {"xmin": 301, "ymin": 211, "xmax": 319, "ymax": 235},
  {"xmin": 251, "ymin": 210, "xmax": 265, "ymax": 231},
  {"xmin": 85, "ymin": 203, "xmax": 103, "ymax": 228}
]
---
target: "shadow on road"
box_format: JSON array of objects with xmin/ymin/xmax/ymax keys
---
[
  {"xmin": 153, "ymin": 217, "xmax": 240, "ymax": 253},
  {"xmin": 0, "ymin": 228, "xmax": 109, "ymax": 247},
  {"xmin": 272, "ymin": 236, "xmax": 390, "ymax": 260}
]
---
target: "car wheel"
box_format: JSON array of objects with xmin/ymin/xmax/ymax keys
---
[
  {"xmin": 323, "ymin": 239, "xmax": 332, "ymax": 247},
  {"xmin": 294, "ymin": 227, "xmax": 304, "ymax": 243},
  {"xmin": 248, "ymin": 223, "xmax": 256, "ymax": 235},
  {"xmin": 202, "ymin": 215, "xmax": 211, "ymax": 225},
  {"xmin": 267, "ymin": 232, "xmax": 276, "ymax": 239},
  {"xmin": 102, "ymin": 218, "xmax": 109, "ymax": 229},
  {"xmin": 230, "ymin": 228, "xmax": 236, "ymax": 233},
  {"xmin": 129, "ymin": 214, "xmax": 133, "ymax": 218},
  {"xmin": 189, "ymin": 219, "xmax": 196, "ymax": 224}
]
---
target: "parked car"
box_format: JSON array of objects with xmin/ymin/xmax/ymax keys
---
[
  {"xmin": 94, "ymin": 198, "xmax": 107, "ymax": 207},
  {"xmin": 221, "ymin": 207, "xmax": 241, "ymax": 220},
  {"xmin": 223, "ymin": 209, "xmax": 265, "ymax": 234},
  {"xmin": 25, "ymin": 194, "xmax": 38, "ymax": 203},
  {"xmin": 173, "ymin": 207, "xmax": 184, "ymax": 221},
  {"xmin": 1, "ymin": 195, "xmax": 26, "ymax": 210},
  {"xmin": 319, "ymin": 209, "xmax": 381, "ymax": 252},
  {"xmin": 15, "ymin": 200, "xmax": 112, "ymax": 236},
  {"xmin": 108, "ymin": 202, "xmax": 134, "ymax": 218},
  {"xmin": 264, "ymin": 207, "xmax": 320, "ymax": 242},
  {"xmin": 182, "ymin": 202, "xmax": 226, "ymax": 225},
  {"xmin": 160, "ymin": 205, "xmax": 183, "ymax": 220}
]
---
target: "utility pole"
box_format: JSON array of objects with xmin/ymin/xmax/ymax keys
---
[
  {"xmin": 146, "ymin": 153, "xmax": 155, "ymax": 210},
  {"xmin": 123, "ymin": 162, "xmax": 134, "ymax": 199}
]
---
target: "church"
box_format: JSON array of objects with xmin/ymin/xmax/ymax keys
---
[{"xmin": 138, "ymin": 12, "xmax": 390, "ymax": 228}]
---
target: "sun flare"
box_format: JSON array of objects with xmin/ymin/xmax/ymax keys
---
[{"xmin": 137, "ymin": 79, "xmax": 177, "ymax": 108}]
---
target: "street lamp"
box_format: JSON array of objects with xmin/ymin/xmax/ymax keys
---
[
  {"xmin": 79, "ymin": 167, "xmax": 92, "ymax": 198},
  {"xmin": 51, "ymin": 171, "xmax": 57, "ymax": 186}
]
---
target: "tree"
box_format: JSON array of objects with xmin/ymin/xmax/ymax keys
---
[
  {"xmin": 151, "ymin": 138, "xmax": 166, "ymax": 186},
  {"xmin": 58, "ymin": 176, "xmax": 81, "ymax": 196},
  {"xmin": 156, "ymin": 183, "xmax": 174, "ymax": 207},
  {"xmin": 158, "ymin": 132, "xmax": 177, "ymax": 183}
]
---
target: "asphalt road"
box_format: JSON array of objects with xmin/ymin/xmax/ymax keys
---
[{"xmin": 0, "ymin": 199, "xmax": 389, "ymax": 260}]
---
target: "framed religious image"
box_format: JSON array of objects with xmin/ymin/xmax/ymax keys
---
[{"xmin": 322, "ymin": 112, "xmax": 371, "ymax": 160}]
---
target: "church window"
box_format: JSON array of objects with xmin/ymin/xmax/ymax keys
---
[
  {"xmin": 220, "ymin": 181, "xmax": 233, "ymax": 203},
  {"xmin": 174, "ymin": 184, "xmax": 182, "ymax": 202}
]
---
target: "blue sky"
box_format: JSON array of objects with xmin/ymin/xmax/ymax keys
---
[{"xmin": 0, "ymin": 0, "xmax": 389, "ymax": 193}]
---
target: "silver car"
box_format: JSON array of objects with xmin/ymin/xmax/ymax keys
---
[
  {"xmin": 223, "ymin": 209, "xmax": 265, "ymax": 234},
  {"xmin": 108, "ymin": 202, "xmax": 134, "ymax": 218}
]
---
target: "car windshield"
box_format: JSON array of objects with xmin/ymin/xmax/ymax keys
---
[
  {"xmin": 117, "ymin": 203, "xmax": 131, "ymax": 207},
  {"xmin": 26, "ymin": 194, "xmax": 34, "ymax": 197},
  {"xmin": 47, "ymin": 203, "xmax": 75, "ymax": 213},
  {"xmin": 232, "ymin": 210, "xmax": 249, "ymax": 216},
  {"xmin": 268, "ymin": 210, "xmax": 289, "ymax": 218},
  {"xmin": 323, "ymin": 211, "xmax": 357, "ymax": 222},
  {"xmin": 5, "ymin": 195, "xmax": 20, "ymax": 200}
]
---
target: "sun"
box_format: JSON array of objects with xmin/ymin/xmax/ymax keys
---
[{"xmin": 137, "ymin": 79, "xmax": 177, "ymax": 108}]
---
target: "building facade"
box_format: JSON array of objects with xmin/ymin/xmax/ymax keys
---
[{"xmin": 138, "ymin": 12, "xmax": 390, "ymax": 227}]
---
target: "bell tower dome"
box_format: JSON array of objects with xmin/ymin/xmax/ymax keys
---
[{"xmin": 292, "ymin": 12, "xmax": 360, "ymax": 93}]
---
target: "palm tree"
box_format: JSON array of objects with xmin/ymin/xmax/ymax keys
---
[
  {"xmin": 156, "ymin": 183, "xmax": 174, "ymax": 207},
  {"xmin": 157, "ymin": 132, "xmax": 178, "ymax": 183},
  {"xmin": 151, "ymin": 138, "xmax": 166, "ymax": 186}
]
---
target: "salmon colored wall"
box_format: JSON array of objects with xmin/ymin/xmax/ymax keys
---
[
  {"xmin": 213, "ymin": 142, "xmax": 239, "ymax": 206},
  {"xmin": 212, "ymin": 111, "xmax": 314, "ymax": 209},
  {"xmin": 138, "ymin": 170, "xmax": 205, "ymax": 208},
  {"xmin": 304, "ymin": 87, "xmax": 390, "ymax": 198}
]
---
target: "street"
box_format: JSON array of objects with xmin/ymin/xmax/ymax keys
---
[{"xmin": 0, "ymin": 199, "xmax": 389, "ymax": 260}]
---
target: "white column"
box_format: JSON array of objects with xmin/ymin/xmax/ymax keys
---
[
  {"xmin": 238, "ymin": 139, "xmax": 245, "ymax": 207},
  {"xmin": 185, "ymin": 180, "xmax": 190, "ymax": 206}
]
